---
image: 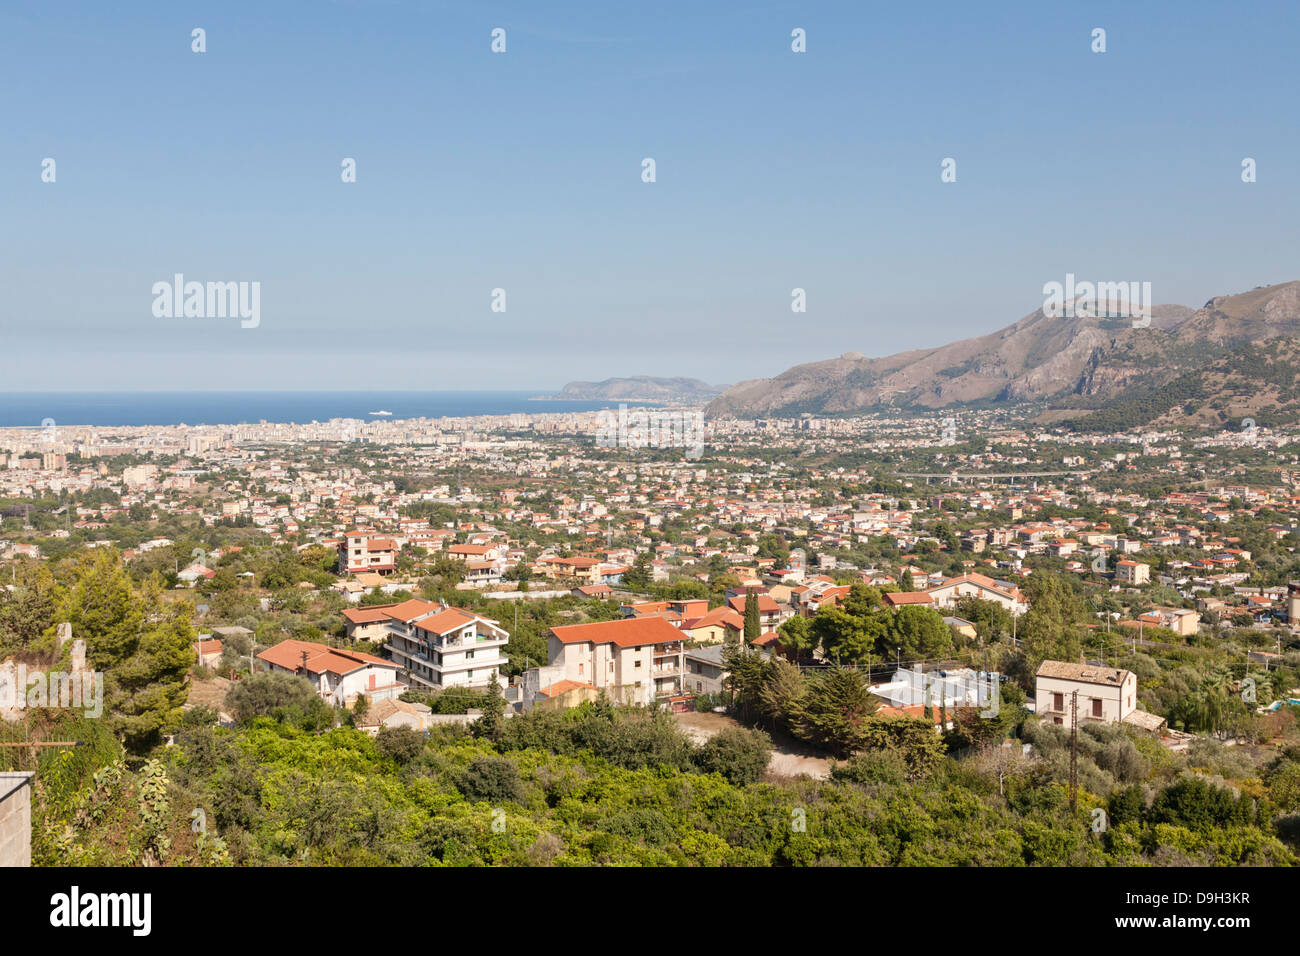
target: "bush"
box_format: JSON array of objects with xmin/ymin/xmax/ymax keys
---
[
  {"xmin": 181, "ymin": 705, "xmax": 220, "ymax": 727},
  {"xmin": 831, "ymin": 750, "xmax": 910, "ymax": 787},
  {"xmin": 374, "ymin": 726, "xmax": 425, "ymax": 765},
  {"xmin": 225, "ymin": 671, "xmax": 336, "ymax": 731},
  {"xmin": 458, "ymin": 756, "xmax": 526, "ymax": 804},
  {"xmin": 1149, "ymin": 776, "xmax": 1255, "ymax": 831},
  {"xmin": 695, "ymin": 727, "xmax": 772, "ymax": 785}
]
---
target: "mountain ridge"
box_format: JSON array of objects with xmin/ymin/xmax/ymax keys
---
[{"xmin": 706, "ymin": 281, "xmax": 1300, "ymax": 420}]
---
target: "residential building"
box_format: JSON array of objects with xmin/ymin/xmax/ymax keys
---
[
  {"xmin": 339, "ymin": 530, "xmax": 398, "ymax": 575},
  {"xmin": 546, "ymin": 616, "xmax": 685, "ymax": 705},
  {"xmin": 257, "ymin": 639, "xmax": 406, "ymax": 707},
  {"xmin": 385, "ymin": 606, "xmax": 510, "ymax": 691},
  {"xmin": 1033, "ymin": 661, "xmax": 1162, "ymax": 732},
  {"xmin": 1115, "ymin": 559, "xmax": 1150, "ymax": 585}
]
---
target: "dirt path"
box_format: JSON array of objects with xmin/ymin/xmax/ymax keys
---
[
  {"xmin": 675, "ymin": 710, "xmax": 832, "ymax": 780},
  {"xmin": 187, "ymin": 676, "xmax": 234, "ymax": 722}
]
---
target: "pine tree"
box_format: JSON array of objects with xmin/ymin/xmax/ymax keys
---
[
  {"xmin": 55, "ymin": 550, "xmax": 196, "ymax": 753},
  {"xmin": 623, "ymin": 552, "xmax": 652, "ymax": 591}
]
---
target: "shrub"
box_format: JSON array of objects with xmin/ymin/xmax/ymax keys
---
[
  {"xmin": 374, "ymin": 726, "xmax": 425, "ymax": 765},
  {"xmin": 831, "ymin": 750, "xmax": 909, "ymax": 787},
  {"xmin": 695, "ymin": 727, "xmax": 773, "ymax": 785},
  {"xmin": 458, "ymin": 756, "xmax": 526, "ymax": 804}
]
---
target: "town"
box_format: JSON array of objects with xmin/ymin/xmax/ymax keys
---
[{"xmin": 1, "ymin": 403, "xmax": 1298, "ymax": 867}]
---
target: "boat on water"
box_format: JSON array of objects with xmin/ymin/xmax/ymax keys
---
[{"xmin": 368, "ymin": 410, "xmax": 393, "ymax": 416}]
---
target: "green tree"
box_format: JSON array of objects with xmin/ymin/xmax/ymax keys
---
[
  {"xmin": 472, "ymin": 679, "xmax": 507, "ymax": 743},
  {"xmin": 793, "ymin": 667, "xmax": 879, "ymax": 758},
  {"xmin": 757, "ymin": 659, "xmax": 806, "ymax": 732},
  {"xmin": 882, "ymin": 605, "xmax": 953, "ymax": 662},
  {"xmin": 55, "ymin": 551, "xmax": 196, "ymax": 752},
  {"xmin": 623, "ymin": 552, "xmax": 652, "ymax": 591},
  {"xmin": 811, "ymin": 606, "xmax": 881, "ymax": 665},
  {"xmin": 695, "ymin": 726, "xmax": 772, "ymax": 785},
  {"xmin": 743, "ymin": 590, "xmax": 761, "ymax": 644},
  {"xmin": 860, "ymin": 714, "xmax": 948, "ymax": 780},
  {"xmin": 776, "ymin": 614, "xmax": 817, "ymax": 663}
]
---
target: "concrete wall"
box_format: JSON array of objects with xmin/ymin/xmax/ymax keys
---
[
  {"xmin": 0, "ymin": 772, "xmax": 34, "ymax": 868},
  {"xmin": 1035, "ymin": 674, "xmax": 1136, "ymax": 725}
]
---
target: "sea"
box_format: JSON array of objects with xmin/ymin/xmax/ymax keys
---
[{"xmin": 0, "ymin": 392, "xmax": 660, "ymax": 428}]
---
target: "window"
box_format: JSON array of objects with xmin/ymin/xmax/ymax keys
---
[
  {"xmin": 1052, "ymin": 692, "xmax": 1064, "ymax": 712},
  {"xmin": 1092, "ymin": 698, "xmax": 1102, "ymax": 718},
  {"xmin": 635, "ymin": 660, "xmax": 642, "ymax": 669},
  {"xmin": 578, "ymin": 662, "xmax": 584, "ymax": 675}
]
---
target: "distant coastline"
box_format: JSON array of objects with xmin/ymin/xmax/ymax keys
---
[{"xmin": 0, "ymin": 391, "xmax": 663, "ymax": 429}]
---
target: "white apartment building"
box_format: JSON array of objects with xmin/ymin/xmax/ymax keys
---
[
  {"xmin": 546, "ymin": 617, "xmax": 685, "ymax": 705},
  {"xmin": 383, "ymin": 604, "xmax": 509, "ymax": 691},
  {"xmin": 340, "ymin": 530, "xmax": 398, "ymax": 575}
]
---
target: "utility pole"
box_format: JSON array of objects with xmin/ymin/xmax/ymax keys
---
[{"xmin": 1069, "ymin": 690, "xmax": 1079, "ymax": 815}]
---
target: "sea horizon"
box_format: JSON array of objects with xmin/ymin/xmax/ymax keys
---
[{"xmin": 0, "ymin": 390, "xmax": 662, "ymax": 429}]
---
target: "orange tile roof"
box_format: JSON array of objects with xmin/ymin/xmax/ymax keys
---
[
  {"xmin": 726, "ymin": 594, "xmax": 779, "ymax": 614},
  {"xmin": 411, "ymin": 608, "xmax": 478, "ymax": 636},
  {"xmin": 883, "ymin": 592, "xmax": 935, "ymax": 606},
  {"xmin": 682, "ymin": 606, "xmax": 744, "ymax": 631},
  {"xmin": 550, "ymin": 616, "xmax": 682, "ymax": 648},
  {"xmin": 538, "ymin": 679, "xmax": 596, "ymax": 698},
  {"xmin": 342, "ymin": 604, "xmax": 401, "ymax": 624},
  {"xmin": 258, "ymin": 639, "xmax": 396, "ymax": 677},
  {"xmin": 381, "ymin": 598, "xmax": 442, "ymax": 623}
]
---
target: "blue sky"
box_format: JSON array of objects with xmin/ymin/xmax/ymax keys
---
[{"xmin": 2, "ymin": 0, "xmax": 1298, "ymax": 391}]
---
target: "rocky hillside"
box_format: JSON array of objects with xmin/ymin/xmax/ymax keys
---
[
  {"xmin": 706, "ymin": 281, "xmax": 1300, "ymax": 419},
  {"xmin": 545, "ymin": 377, "xmax": 724, "ymax": 403}
]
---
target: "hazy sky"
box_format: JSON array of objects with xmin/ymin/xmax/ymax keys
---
[{"xmin": 2, "ymin": 0, "xmax": 1298, "ymax": 391}]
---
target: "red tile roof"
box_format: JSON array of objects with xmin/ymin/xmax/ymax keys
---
[
  {"xmin": 550, "ymin": 616, "xmax": 682, "ymax": 648},
  {"xmin": 258, "ymin": 640, "xmax": 397, "ymax": 677},
  {"xmin": 882, "ymin": 591, "xmax": 935, "ymax": 606}
]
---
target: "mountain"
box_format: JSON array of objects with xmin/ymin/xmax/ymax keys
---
[
  {"xmin": 1062, "ymin": 335, "xmax": 1300, "ymax": 432},
  {"xmin": 544, "ymin": 377, "xmax": 725, "ymax": 403},
  {"xmin": 706, "ymin": 281, "xmax": 1300, "ymax": 420}
]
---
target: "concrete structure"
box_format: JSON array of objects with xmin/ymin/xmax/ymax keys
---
[
  {"xmin": 0, "ymin": 772, "xmax": 34, "ymax": 867},
  {"xmin": 258, "ymin": 640, "xmax": 406, "ymax": 707},
  {"xmin": 340, "ymin": 530, "xmax": 398, "ymax": 575},
  {"xmin": 547, "ymin": 617, "xmax": 685, "ymax": 705},
  {"xmin": 390, "ymin": 606, "xmax": 510, "ymax": 690},
  {"xmin": 926, "ymin": 573, "xmax": 1029, "ymax": 615},
  {"xmin": 870, "ymin": 665, "xmax": 999, "ymax": 710},
  {"xmin": 1115, "ymin": 560, "xmax": 1150, "ymax": 585},
  {"xmin": 1034, "ymin": 661, "xmax": 1138, "ymax": 726},
  {"xmin": 679, "ymin": 606, "xmax": 744, "ymax": 645},
  {"xmin": 1137, "ymin": 607, "xmax": 1201, "ymax": 637}
]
